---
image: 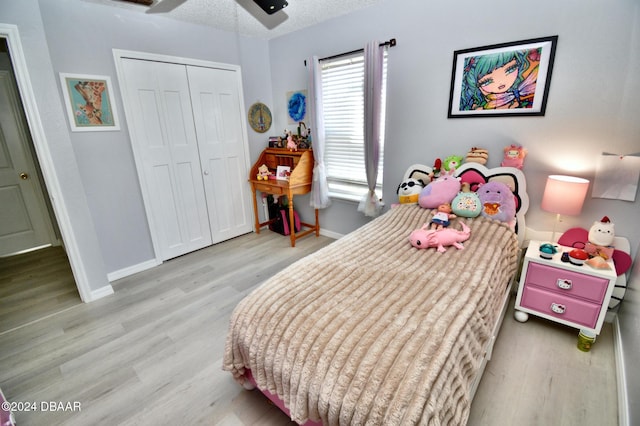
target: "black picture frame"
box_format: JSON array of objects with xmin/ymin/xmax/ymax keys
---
[{"xmin": 448, "ymin": 36, "xmax": 558, "ymax": 118}]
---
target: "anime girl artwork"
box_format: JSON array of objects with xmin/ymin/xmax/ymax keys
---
[{"xmin": 459, "ymin": 47, "xmax": 542, "ymax": 111}]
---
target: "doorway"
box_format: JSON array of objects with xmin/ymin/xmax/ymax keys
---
[{"xmin": 0, "ymin": 37, "xmax": 81, "ymax": 333}]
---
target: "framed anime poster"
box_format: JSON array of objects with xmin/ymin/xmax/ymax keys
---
[
  {"xmin": 59, "ymin": 73, "xmax": 120, "ymax": 131},
  {"xmin": 448, "ymin": 36, "xmax": 558, "ymax": 118}
]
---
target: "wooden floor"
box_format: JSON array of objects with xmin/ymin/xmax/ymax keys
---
[
  {"xmin": 0, "ymin": 232, "xmax": 618, "ymax": 425},
  {"xmin": 0, "ymin": 246, "xmax": 81, "ymax": 334}
]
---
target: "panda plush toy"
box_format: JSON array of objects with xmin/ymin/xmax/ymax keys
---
[{"xmin": 397, "ymin": 178, "xmax": 425, "ymax": 204}]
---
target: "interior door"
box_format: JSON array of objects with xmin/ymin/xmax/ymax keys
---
[
  {"xmin": 187, "ymin": 66, "xmax": 252, "ymax": 243},
  {"xmin": 0, "ymin": 69, "xmax": 55, "ymax": 256},
  {"xmin": 120, "ymin": 59, "xmax": 212, "ymax": 261}
]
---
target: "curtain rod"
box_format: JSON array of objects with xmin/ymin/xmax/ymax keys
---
[{"xmin": 304, "ymin": 38, "xmax": 396, "ymax": 66}]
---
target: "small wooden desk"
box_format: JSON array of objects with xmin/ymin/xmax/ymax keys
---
[{"xmin": 249, "ymin": 148, "xmax": 319, "ymax": 247}]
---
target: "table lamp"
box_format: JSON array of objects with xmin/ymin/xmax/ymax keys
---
[{"xmin": 541, "ymin": 175, "xmax": 590, "ymax": 242}]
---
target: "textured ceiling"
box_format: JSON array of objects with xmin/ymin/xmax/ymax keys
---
[{"xmin": 94, "ymin": 0, "xmax": 381, "ymax": 39}]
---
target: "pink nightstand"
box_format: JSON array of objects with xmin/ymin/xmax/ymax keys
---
[{"xmin": 514, "ymin": 240, "xmax": 618, "ymax": 334}]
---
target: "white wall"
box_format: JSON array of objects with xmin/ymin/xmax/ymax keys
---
[
  {"xmin": 0, "ymin": 0, "xmax": 109, "ymax": 295},
  {"xmin": 269, "ymin": 0, "xmax": 640, "ymax": 257},
  {"xmin": 35, "ymin": 0, "xmax": 272, "ymax": 274}
]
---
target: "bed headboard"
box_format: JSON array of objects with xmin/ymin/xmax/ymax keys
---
[{"xmin": 403, "ymin": 162, "xmax": 529, "ymax": 246}]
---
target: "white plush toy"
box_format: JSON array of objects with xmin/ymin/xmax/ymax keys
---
[
  {"xmin": 588, "ymin": 216, "xmax": 615, "ymax": 246},
  {"xmin": 397, "ymin": 178, "xmax": 425, "ymax": 204}
]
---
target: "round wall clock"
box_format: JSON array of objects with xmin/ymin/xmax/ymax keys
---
[{"xmin": 248, "ymin": 102, "xmax": 272, "ymax": 133}]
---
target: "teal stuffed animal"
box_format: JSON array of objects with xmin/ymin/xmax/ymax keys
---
[{"xmin": 450, "ymin": 183, "xmax": 482, "ymax": 218}]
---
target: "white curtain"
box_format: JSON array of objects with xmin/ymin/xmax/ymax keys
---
[
  {"xmin": 307, "ymin": 55, "xmax": 331, "ymax": 209},
  {"xmin": 358, "ymin": 40, "xmax": 384, "ymax": 217}
]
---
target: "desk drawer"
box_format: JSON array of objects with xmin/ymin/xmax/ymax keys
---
[
  {"xmin": 525, "ymin": 262, "xmax": 608, "ymax": 303},
  {"xmin": 254, "ymin": 183, "xmax": 285, "ymax": 195},
  {"xmin": 520, "ymin": 286, "xmax": 600, "ymax": 328}
]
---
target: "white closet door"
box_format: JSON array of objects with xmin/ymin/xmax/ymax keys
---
[
  {"xmin": 187, "ymin": 66, "xmax": 252, "ymax": 243},
  {"xmin": 121, "ymin": 59, "xmax": 212, "ymax": 261}
]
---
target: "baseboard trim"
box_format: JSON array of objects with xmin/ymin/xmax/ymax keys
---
[
  {"xmin": 319, "ymin": 229, "xmax": 343, "ymax": 240},
  {"xmin": 107, "ymin": 258, "xmax": 160, "ymax": 282},
  {"xmin": 612, "ymin": 314, "xmax": 629, "ymax": 426},
  {"xmin": 87, "ymin": 285, "xmax": 114, "ymax": 302}
]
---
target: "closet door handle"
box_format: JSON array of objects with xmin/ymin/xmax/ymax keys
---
[{"xmin": 203, "ymin": 171, "xmax": 209, "ymax": 176}]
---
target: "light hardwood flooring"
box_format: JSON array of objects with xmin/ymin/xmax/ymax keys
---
[
  {"xmin": 0, "ymin": 232, "xmax": 617, "ymax": 425},
  {"xmin": 0, "ymin": 246, "xmax": 81, "ymax": 334}
]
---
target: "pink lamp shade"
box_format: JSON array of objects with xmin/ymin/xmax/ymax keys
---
[{"xmin": 541, "ymin": 175, "xmax": 590, "ymax": 216}]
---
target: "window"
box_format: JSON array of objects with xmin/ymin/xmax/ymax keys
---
[{"xmin": 321, "ymin": 50, "xmax": 388, "ymax": 201}]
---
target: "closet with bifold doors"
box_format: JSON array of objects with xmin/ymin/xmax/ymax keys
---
[{"xmin": 117, "ymin": 53, "xmax": 252, "ymax": 261}]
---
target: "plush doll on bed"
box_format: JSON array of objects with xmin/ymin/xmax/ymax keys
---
[
  {"xmin": 409, "ymin": 221, "xmax": 471, "ymax": 252},
  {"xmin": 429, "ymin": 203, "xmax": 456, "ymax": 230},
  {"xmin": 465, "ymin": 147, "xmax": 489, "ymax": 165},
  {"xmin": 418, "ymin": 170, "xmax": 461, "ymax": 209},
  {"xmin": 443, "ymin": 155, "xmax": 464, "ymax": 172},
  {"xmin": 397, "ymin": 177, "xmax": 426, "ymax": 204},
  {"xmin": 477, "ymin": 181, "xmax": 516, "ymax": 224},
  {"xmin": 500, "ymin": 144, "xmax": 527, "ymax": 169},
  {"xmin": 450, "ymin": 182, "xmax": 482, "ymax": 218}
]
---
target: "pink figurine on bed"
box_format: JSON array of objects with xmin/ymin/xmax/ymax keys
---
[{"xmin": 409, "ymin": 221, "xmax": 471, "ymax": 252}]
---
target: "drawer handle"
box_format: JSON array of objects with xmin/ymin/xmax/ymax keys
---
[
  {"xmin": 557, "ymin": 279, "xmax": 573, "ymax": 290},
  {"xmin": 550, "ymin": 303, "xmax": 566, "ymax": 314}
]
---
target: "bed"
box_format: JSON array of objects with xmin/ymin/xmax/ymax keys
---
[{"xmin": 223, "ymin": 162, "xmax": 529, "ymax": 425}]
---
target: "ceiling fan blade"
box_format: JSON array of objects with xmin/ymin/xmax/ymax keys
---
[
  {"xmin": 253, "ymin": 0, "xmax": 288, "ymax": 15},
  {"xmin": 236, "ymin": 0, "xmax": 288, "ymax": 29},
  {"xmin": 146, "ymin": 0, "xmax": 188, "ymax": 14},
  {"xmin": 116, "ymin": 0, "xmax": 153, "ymax": 5}
]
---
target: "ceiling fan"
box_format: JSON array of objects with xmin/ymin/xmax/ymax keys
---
[{"xmin": 118, "ymin": 0, "xmax": 288, "ymax": 15}]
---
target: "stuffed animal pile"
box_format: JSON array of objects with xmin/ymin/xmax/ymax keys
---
[{"xmin": 400, "ymin": 144, "xmax": 528, "ymax": 252}]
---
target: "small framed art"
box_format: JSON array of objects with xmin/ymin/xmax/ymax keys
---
[
  {"xmin": 448, "ymin": 36, "xmax": 558, "ymax": 118},
  {"xmin": 276, "ymin": 166, "xmax": 291, "ymax": 181},
  {"xmin": 60, "ymin": 73, "xmax": 120, "ymax": 131}
]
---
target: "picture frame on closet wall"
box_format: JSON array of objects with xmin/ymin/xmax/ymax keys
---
[{"xmin": 59, "ymin": 73, "xmax": 120, "ymax": 131}]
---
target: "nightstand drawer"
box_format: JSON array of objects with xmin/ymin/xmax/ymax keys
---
[
  {"xmin": 520, "ymin": 286, "xmax": 600, "ymax": 328},
  {"xmin": 525, "ymin": 262, "xmax": 608, "ymax": 303}
]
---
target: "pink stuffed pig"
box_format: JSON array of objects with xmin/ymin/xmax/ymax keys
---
[{"xmin": 418, "ymin": 170, "xmax": 461, "ymax": 209}]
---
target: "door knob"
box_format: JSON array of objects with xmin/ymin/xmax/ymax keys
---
[{"xmin": 19, "ymin": 172, "xmax": 29, "ymax": 180}]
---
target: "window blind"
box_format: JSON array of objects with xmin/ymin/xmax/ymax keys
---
[{"xmin": 321, "ymin": 50, "xmax": 387, "ymax": 200}]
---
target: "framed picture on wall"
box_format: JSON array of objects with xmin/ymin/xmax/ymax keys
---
[
  {"xmin": 59, "ymin": 73, "xmax": 120, "ymax": 131},
  {"xmin": 448, "ymin": 36, "xmax": 558, "ymax": 118}
]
